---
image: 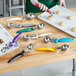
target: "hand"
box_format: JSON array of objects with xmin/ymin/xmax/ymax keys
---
[
  {"xmin": 59, "ymin": 0, "xmax": 66, "ymax": 7},
  {"xmin": 30, "ymin": 0, "xmax": 48, "ymax": 12},
  {"xmin": 38, "ymin": 3, "xmax": 48, "ymax": 12}
]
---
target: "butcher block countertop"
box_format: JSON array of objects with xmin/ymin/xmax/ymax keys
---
[{"xmin": 0, "ymin": 8, "xmax": 76, "ymax": 73}]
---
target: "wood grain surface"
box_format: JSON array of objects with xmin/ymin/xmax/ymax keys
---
[{"xmin": 0, "ymin": 8, "xmax": 76, "ymax": 74}]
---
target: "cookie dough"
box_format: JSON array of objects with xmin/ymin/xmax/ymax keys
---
[
  {"xmin": 0, "ymin": 39, "xmax": 3, "ymax": 44},
  {"xmin": 47, "ymin": 16, "xmax": 53, "ymax": 20},
  {"xmin": 59, "ymin": 21, "xmax": 64, "ymax": 26},
  {"xmin": 71, "ymin": 27, "xmax": 76, "ymax": 32},
  {"xmin": 67, "ymin": 16, "xmax": 72, "ymax": 20},
  {"xmin": 56, "ymin": 10, "xmax": 61, "ymax": 15}
]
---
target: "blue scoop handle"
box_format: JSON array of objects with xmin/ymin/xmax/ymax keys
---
[
  {"xmin": 51, "ymin": 38, "xmax": 59, "ymax": 44},
  {"xmin": 58, "ymin": 38, "xmax": 74, "ymax": 42}
]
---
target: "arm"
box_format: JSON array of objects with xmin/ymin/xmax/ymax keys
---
[
  {"xmin": 30, "ymin": 0, "xmax": 48, "ymax": 11},
  {"xmin": 59, "ymin": 0, "xmax": 66, "ymax": 7},
  {"xmin": 30, "ymin": 0, "xmax": 39, "ymax": 5}
]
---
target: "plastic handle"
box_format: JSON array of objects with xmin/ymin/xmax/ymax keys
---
[
  {"xmin": 12, "ymin": 32, "xmax": 22, "ymax": 43},
  {"xmin": 8, "ymin": 50, "xmax": 25, "ymax": 63},
  {"xmin": 16, "ymin": 28, "xmax": 34, "ymax": 33},
  {"xmin": 51, "ymin": 38, "xmax": 59, "ymax": 44},
  {"xmin": 22, "ymin": 24, "xmax": 36, "ymax": 27},
  {"xmin": 35, "ymin": 4, "xmax": 51, "ymax": 13},
  {"xmin": 39, "ymin": 33, "xmax": 52, "ymax": 37},
  {"xmin": 36, "ymin": 47, "xmax": 57, "ymax": 52},
  {"xmin": 58, "ymin": 38, "xmax": 74, "ymax": 42},
  {"xmin": 7, "ymin": 32, "xmax": 22, "ymax": 49},
  {"xmin": 7, "ymin": 17, "xmax": 22, "ymax": 21}
]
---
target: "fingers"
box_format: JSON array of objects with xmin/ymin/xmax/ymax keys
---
[
  {"xmin": 45, "ymin": 7, "xmax": 48, "ymax": 12},
  {"xmin": 43, "ymin": 6, "xmax": 45, "ymax": 11},
  {"xmin": 59, "ymin": 0, "xmax": 66, "ymax": 7},
  {"xmin": 39, "ymin": 3, "xmax": 48, "ymax": 12},
  {"xmin": 39, "ymin": 4, "xmax": 43, "ymax": 10},
  {"xmin": 61, "ymin": 2, "xmax": 66, "ymax": 7},
  {"xmin": 40, "ymin": 4, "xmax": 44, "ymax": 10},
  {"xmin": 63, "ymin": 2, "xmax": 66, "ymax": 7},
  {"xmin": 59, "ymin": 0, "xmax": 62, "ymax": 6},
  {"xmin": 59, "ymin": 0, "xmax": 61, "ymax": 6}
]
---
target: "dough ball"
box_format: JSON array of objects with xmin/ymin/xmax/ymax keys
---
[
  {"xmin": 47, "ymin": 16, "xmax": 53, "ymax": 20},
  {"xmin": 56, "ymin": 10, "xmax": 61, "ymax": 15},
  {"xmin": 71, "ymin": 27, "xmax": 76, "ymax": 32},
  {"xmin": 0, "ymin": 39, "xmax": 3, "ymax": 44},
  {"xmin": 59, "ymin": 21, "xmax": 64, "ymax": 26},
  {"xmin": 67, "ymin": 16, "xmax": 72, "ymax": 20}
]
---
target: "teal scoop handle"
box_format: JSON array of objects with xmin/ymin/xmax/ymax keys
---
[
  {"xmin": 16, "ymin": 27, "xmax": 36, "ymax": 33},
  {"xmin": 58, "ymin": 38, "xmax": 74, "ymax": 42}
]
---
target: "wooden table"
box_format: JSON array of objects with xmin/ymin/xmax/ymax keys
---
[{"xmin": 0, "ymin": 8, "xmax": 76, "ymax": 75}]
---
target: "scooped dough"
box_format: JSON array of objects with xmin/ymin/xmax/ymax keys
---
[
  {"xmin": 71, "ymin": 27, "xmax": 76, "ymax": 32},
  {"xmin": 59, "ymin": 21, "xmax": 64, "ymax": 26},
  {"xmin": 47, "ymin": 16, "xmax": 53, "ymax": 20},
  {"xmin": 56, "ymin": 10, "xmax": 61, "ymax": 15},
  {"xmin": 67, "ymin": 16, "xmax": 72, "ymax": 20},
  {"xmin": 0, "ymin": 39, "xmax": 3, "ymax": 44}
]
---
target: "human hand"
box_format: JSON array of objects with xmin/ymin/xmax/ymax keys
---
[
  {"xmin": 59, "ymin": 0, "xmax": 66, "ymax": 7},
  {"xmin": 30, "ymin": 0, "xmax": 48, "ymax": 12},
  {"xmin": 38, "ymin": 3, "xmax": 48, "ymax": 11}
]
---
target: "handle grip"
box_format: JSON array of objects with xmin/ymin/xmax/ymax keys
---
[
  {"xmin": 7, "ymin": 32, "xmax": 22, "ymax": 49},
  {"xmin": 22, "ymin": 24, "xmax": 36, "ymax": 27},
  {"xmin": 39, "ymin": 33, "xmax": 52, "ymax": 37},
  {"xmin": 12, "ymin": 32, "xmax": 22, "ymax": 43},
  {"xmin": 16, "ymin": 28, "xmax": 34, "ymax": 33},
  {"xmin": 58, "ymin": 38, "xmax": 74, "ymax": 42},
  {"xmin": 8, "ymin": 51, "xmax": 25, "ymax": 63}
]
